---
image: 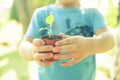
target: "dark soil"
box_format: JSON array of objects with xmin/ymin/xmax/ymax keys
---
[{"xmin": 41, "ymin": 35, "xmax": 62, "ymax": 40}]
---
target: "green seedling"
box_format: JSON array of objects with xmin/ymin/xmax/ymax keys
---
[{"xmin": 39, "ymin": 14, "xmax": 55, "ymax": 38}]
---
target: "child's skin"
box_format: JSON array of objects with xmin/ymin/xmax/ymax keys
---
[{"xmin": 18, "ymin": 0, "xmax": 115, "ymax": 66}]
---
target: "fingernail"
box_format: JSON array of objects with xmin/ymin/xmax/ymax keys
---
[
  {"xmin": 55, "ymin": 42, "xmax": 61, "ymax": 46},
  {"xmin": 49, "ymin": 53, "xmax": 53, "ymax": 57},
  {"xmin": 53, "ymin": 47, "xmax": 60, "ymax": 52},
  {"xmin": 61, "ymin": 63, "xmax": 66, "ymax": 66},
  {"xmin": 40, "ymin": 39, "xmax": 45, "ymax": 45},
  {"xmin": 50, "ymin": 46, "xmax": 53, "ymax": 49},
  {"xmin": 55, "ymin": 42, "xmax": 59, "ymax": 46},
  {"xmin": 54, "ymin": 55, "xmax": 58, "ymax": 59},
  {"xmin": 47, "ymin": 46, "xmax": 53, "ymax": 50}
]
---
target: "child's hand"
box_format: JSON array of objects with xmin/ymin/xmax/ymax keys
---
[
  {"xmin": 53, "ymin": 33, "xmax": 91, "ymax": 66},
  {"xmin": 32, "ymin": 39, "xmax": 54, "ymax": 66}
]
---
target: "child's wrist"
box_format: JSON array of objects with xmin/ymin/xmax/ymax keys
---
[
  {"xmin": 86, "ymin": 36, "xmax": 108, "ymax": 55},
  {"xmin": 84, "ymin": 37, "xmax": 97, "ymax": 55},
  {"xmin": 23, "ymin": 42, "xmax": 35, "ymax": 61},
  {"xmin": 28, "ymin": 43, "xmax": 35, "ymax": 61}
]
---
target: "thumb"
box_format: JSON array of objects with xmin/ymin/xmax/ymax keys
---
[
  {"xmin": 59, "ymin": 33, "xmax": 70, "ymax": 39},
  {"xmin": 32, "ymin": 38, "xmax": 45, "ymax": 46}
]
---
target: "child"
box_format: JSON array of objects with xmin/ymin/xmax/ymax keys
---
[{"xmin": 18, "ymin": 0, "xmax": 115, "ymax": 80}]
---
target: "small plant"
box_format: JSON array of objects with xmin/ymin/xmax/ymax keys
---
[
  {"xmin": 39, "ymin": 14, "xmax": 55, "ymax": 38},
  {"xmin": 39, "ymin": 14, "xmax": 62, "ymax": 61}
]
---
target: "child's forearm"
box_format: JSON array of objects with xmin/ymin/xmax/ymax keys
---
[
  {"xmin": 87, "ymin": 31, "xmax": 115, "ymax": 55},
  {"xmin": 18, "ymin": 41, "xmax": 34, "ymax": 61}
]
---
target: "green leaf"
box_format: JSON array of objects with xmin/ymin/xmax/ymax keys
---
[
  {"xmin": 39, "ymin": 27, "xmax": 48, "ymax": 31},
  {"xmin": 45, "ymin": 14, "xmax": 54, "ymax": 25}
]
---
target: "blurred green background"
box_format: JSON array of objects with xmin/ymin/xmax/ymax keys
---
[{"xmin": 0, "ymin": 0, "xmax": 119, "ymax": 80}]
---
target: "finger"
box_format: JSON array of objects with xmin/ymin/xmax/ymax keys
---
[
  {"xmin": 53, "ymin": 44, "xmax": 76, "ymax": 52},
  {"xmin": 55, "ymin": 37, "xmax": 75, "ymax": 46},
  {"xmin": 33, "ymin": 53, "xmax": 53, "ymax": 60},
  {"xmin": 59, "ymin": 33, "xmax": 70, "ymax": 39},
  {"xmin": 61, "ymin": 59, "xmax": 78, "ymax": 66},
  {"xmin": 33, "ymin": 45, "xmax": 53, "ymax": 53},
  {"xmin": 32, "ymin": 39, "xmax": 45, "ymax": 46},
  {"xmin": 54, "ymin": 53, "xmax": 74, "ymax": 60},
  {"xmin": 36, "ymin": 59, "xmax": 52, "ymax": 66}
]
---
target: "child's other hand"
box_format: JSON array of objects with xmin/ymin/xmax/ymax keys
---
[
  {"xmin": 53, "ymin": 33, "xmax": 91, "ymax": 66},
  {"xmin": 32, "ymin": 39, "xmax": 54, "ymax": 66}
]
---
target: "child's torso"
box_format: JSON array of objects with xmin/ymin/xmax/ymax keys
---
[{"xmin": 38, "ymin": 4, "xmax": 96, "ymax": 80}]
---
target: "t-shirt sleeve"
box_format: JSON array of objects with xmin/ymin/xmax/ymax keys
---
[
  {"xmin": 24, "ymin": 8, "xmax": 45, "ymax": 38},
  {"xmin": 92, "ymin": 8, "xmax": 107, "ymax": 33}
]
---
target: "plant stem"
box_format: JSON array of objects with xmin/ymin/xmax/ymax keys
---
[{"xmin": 49, "ymin": 24, "xmax": 52, "ymax": 38}]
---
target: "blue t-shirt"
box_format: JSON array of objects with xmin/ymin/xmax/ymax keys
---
[{"xmin": 25, "ymin": 4, "xmax": 107, "ymax": 80}]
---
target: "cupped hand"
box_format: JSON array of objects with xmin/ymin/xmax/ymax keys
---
[
  {"xmin": 53, "ymin": 33, "xmax": 91, "ymax": 66},
  {"xmin": 32, "ymin": 38, "xmax": 54, "ymax": 66}
]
